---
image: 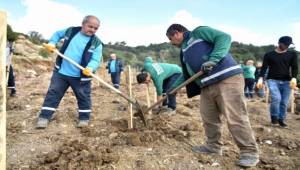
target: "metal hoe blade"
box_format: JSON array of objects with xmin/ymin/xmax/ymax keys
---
[{"xmin": 134, "ymin": 101, "xmax": 147, "ymax": 127}]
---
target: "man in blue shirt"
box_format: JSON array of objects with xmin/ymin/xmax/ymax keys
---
[
  {"xmin": 106, "ymin": 53, "xmax": 124, "ymax": 89},
  {"xmin": 36, "ymin": 15, "xmax": 103, "ymax": 128}
]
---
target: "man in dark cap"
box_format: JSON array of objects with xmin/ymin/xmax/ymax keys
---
[
  {"xmin": 278, "ymin": 36, "xmax": 293, "ymax": 47},
  {"xmin": 257, "ymin": 36, "xmax": 298, "ymax": 127}
]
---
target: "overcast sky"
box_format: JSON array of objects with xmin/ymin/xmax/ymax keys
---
[{"xmin": 1, "ymin": 0, "xmax": 300, "ymax": 50}]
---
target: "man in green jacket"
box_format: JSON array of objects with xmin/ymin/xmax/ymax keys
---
[
  {"xmin": 136, "ymin": 57, "xmax": 182, "ymax": 114},
  {"xmin": 166, "ymin": 24, "xmax": 259, "ymax": 167}
]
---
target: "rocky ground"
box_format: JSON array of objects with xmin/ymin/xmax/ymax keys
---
[{"xmin": 6, "ymin": 57, "xmax": 300, "ymax": 170}]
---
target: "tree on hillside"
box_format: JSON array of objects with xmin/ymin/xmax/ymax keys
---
[
  {"xmin": 114, "ymin": 41, "xmax": 127, "ymax": 46},
  {"xmin": 7, "ymin": 24, "xmax": 18, "ymax": 42},
  {"xmin": 28, "ymin": 31, "xmax": 46, "ymax": 45}
]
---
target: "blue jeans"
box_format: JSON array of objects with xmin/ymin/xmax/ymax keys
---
[
  {"xmin": 39, "ymin": 71, "xmax": 92, "ymax": 120},
  {"xmin": 162, "ymin": 73, "xmax": 181, "ymax": 110},
  {"xmin": 267, "ymin": 79, "xmax": 291, "ymax": 121},
  {"xmin": 110, "ymin": 72, "xmax": 120, "ymax": 89}
]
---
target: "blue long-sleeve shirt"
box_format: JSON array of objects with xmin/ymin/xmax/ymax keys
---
[
  {"xmin": 49, "ymin": 29, "xmax": 102, "ymax": 77},
  {"xmin": 109, "ymin": 60, "xmax": 117, "ymax": 73}
]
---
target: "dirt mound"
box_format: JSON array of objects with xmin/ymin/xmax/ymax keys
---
[{"xmin": 30, "ymin": 139, "xmax": 119, "ymax": 169}]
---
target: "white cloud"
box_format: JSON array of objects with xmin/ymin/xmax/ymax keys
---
[
  {"xmin": 9, "ymin": 0, "xmax": 84, "ymax": 38},
  {"xmin": 168, "ymin": 9, "xmax": 202, "ymax": 30},
  {"xmin": 99, "ymin": 23, "xmax": 166, "ymax": 46},
  {"xmin": 216, "ymin": 23, "xmax": 300, "ymax": 50},
  {"xmin": 216, "ymin": 24, "xmax": 276, "ymax": 46},
  {"xmin": 99, "ymin": 9, "xmax": 202, "ymax": 46}
]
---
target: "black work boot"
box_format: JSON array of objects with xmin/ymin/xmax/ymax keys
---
[
  {"xmin": 10, "ymin": 89, "xmax": 16, "ymax": 97},
  {"xmin": 271, "ymin": 116, "xmax": 278, "ymax": 124},
  {"xmin": 278, "ymin": 120, "xmax": 287, "ymax": 127}
]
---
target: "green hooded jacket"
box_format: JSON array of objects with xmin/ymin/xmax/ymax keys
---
[
  {"xmin": 242, "ymin": 65, "xmax": 256, "ymax": 79},
  {"xmin": 143, "ymin": 57, "xmax": 182, "ymax": 95}
]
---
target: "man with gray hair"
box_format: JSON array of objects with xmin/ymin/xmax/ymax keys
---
[
  {"xmin": 37, "ymin": 15, "xmax": 103, "ymax": 128},
  {"xmin": 106, "ymin": 53, "xmax": 124, "ymax": 89}
]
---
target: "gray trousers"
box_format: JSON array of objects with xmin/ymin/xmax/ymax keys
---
[{"xmin": 200, "ymin": 74, "xmax": 259, "ymax": 156}]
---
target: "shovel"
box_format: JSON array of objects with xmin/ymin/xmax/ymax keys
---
[
  {"xmin": 47, "ymin": 46, "xmax": 147, "ymax": 126},
  {"xmin": 143, "ymin": 70, "xmax": 204, "ymax": 114}
]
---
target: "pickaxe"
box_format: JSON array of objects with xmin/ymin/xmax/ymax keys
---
[{"xmin": 46, "ymin": 45, "xmax": 147, "ymax": 126}]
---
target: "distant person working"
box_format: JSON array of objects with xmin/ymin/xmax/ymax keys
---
[
  {"xmin": 136, "ymin": 56, "xmax": 182, "ymax": 115},
  {"xmin": 106, "ymin": 53, "xmax": 124, "ymax": 89}
]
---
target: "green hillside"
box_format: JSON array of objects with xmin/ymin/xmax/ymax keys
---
[{"xmin": 104, "ymin": 41, "xmax": 300, "ymax": 66}]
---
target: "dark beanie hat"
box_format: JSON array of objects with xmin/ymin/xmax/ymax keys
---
[{"xmin": 278, "ymin": 36, "xmax": 293, "ymax": 46}]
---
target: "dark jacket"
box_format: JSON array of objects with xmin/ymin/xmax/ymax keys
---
[
  {"xmin": 54, "ymin": 26, "xmax": 102, "ymax": 79},
  {"xmin": 106, "ymin": 58, "xmax": 124, "ymax": 74},
  {"xmin": 180, "ymin": 27, "xmax": 242, "ymax": 98}
]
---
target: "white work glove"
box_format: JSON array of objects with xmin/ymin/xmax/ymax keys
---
[
  {"xmin": 290, "ymin": 78, "xmax": 297, "ymax": 90},
  {"xmin": 256, "ymin": 77, "xmax": 263, "ymax": 89}
]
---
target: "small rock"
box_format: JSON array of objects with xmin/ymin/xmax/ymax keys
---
[
  {"xmin": 128, "ymin": 135, "xmax": 142, "ymax": 146},
  {"xmin": 109, "ymin": 133, "xmax": 118, "ymax": 139},
  {"xmin": 211, "ymin": 162, "xmax": 220, "ymax": 167},
  {"xmin": 118, "ymin": 106, "xmax": 127, "ymax": 111},
  {"xmin": 178, "ymin": 130, "xmax": 188, "ymax": 137},
  {"xmin": 102, "ymin": 153, "xmax": 120, "ymax": 163},
  {"xmin": 61, "ymin": 124, "xmax": 67, "ymax": 128},
  {"xmin": 112, "ymin": 100, "xmax": 120, "ymax": 104},
  {"xmin": 279, "ymin": 149, "xmax": 286, "ymax": 156},
  {"xmin": 44, "ymin": 151, "xmax": 60, "ymax": 163},
  {"xmin": 264, "ymin": 140, "xmax": 272, "ymax": 145},
  {"xmin": 183, "ymin": 103, "xmax": 194, "ymax": 108}
]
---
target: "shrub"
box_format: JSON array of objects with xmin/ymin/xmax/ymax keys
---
[{"xmin": 38, "ymin": 48, "xmax": 50, "ymax": 58}]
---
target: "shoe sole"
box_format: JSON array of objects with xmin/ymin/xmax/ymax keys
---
[
  {"xmin": 236, "ymin": 160, "xmax": 259, "ymax": 167},
  {"xmin": 77, "ymin": 123, "xmax": 89, "ymax": 128},
  {"xmin": 77, "ymin": 125, "xmax": 88, "ymax": 128},
  {"xmin": 192, "ymin": 148, "xmax": 222, "ymax": 156},
  {"xmin": 36, "ymin": 126, "xmax": 47, "ymax": 129}
]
